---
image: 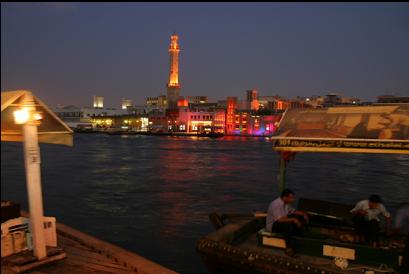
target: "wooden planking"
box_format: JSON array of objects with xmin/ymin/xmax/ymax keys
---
[
  {"xmin": 4, "ymin": 212, "xmax": 177, "ymax": 274},
  {"xmin": 2, "ymin": 226, "xmax": 168, "ymax": 274},
  {"xmin": 56, "ymin": 235, "xmax": 136, "ymax": 274},
  {"xmin": 56, "ymin": 222, "xmax": 177, "ymax": 274}
]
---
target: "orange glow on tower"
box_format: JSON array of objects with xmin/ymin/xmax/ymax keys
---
[
  {"xmin": 166, "ymin": 34, "xmax": 181, "ymax": 111},
  {"xmin": 177, "ymin": 98, "xmax": 188, "ymax": 107},
  {"xmin": 168, "ymin": 34, "xmax": 180, "ymax": 88}
]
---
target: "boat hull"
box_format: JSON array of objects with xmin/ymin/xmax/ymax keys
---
[{"xmin": 197, "ymin": 213, "xmax": 405, "ymax": 274}]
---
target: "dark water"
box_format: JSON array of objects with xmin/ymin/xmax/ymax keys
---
[{"xmin": 2, "ymin": 134, "xmax": 409, "ymax": 273}]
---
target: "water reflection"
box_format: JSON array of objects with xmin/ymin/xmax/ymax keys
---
[{"xmin": 1, "ymin": 134, "xmax": 408, "ymax": 274}]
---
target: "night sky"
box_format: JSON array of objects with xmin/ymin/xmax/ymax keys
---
[{"xmin": 2, "ymin": 2, "xmax": 409, "ymax": 107}]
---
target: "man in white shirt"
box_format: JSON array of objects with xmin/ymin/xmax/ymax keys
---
[
  {"xmin": 350, "ymin": 194, "xmax": 391, "ymax": 247},
  {"xmin": 266, "ymin": 189, "xmax": 309, "ymax": 255}
]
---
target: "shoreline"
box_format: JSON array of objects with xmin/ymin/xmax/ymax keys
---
[{"xmin": 73, "ymin": 130, "xmax": 273, "ymax": 138}]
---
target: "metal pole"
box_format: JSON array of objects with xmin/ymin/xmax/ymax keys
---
[
  {"xmin": 279, "ymin": 153, "xmax": 286, "ymax": 193},
  {"xmin": 21, "ymin": 93, "xmax": 47, "ymax": 260}
]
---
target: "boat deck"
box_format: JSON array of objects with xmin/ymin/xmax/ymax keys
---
[{"xmin": 2, "ymin": 221, "xmax": 177, "ymax": 274}]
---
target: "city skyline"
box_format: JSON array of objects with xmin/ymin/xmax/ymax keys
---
[{"xmin": 2, "ymin": 2, "xmax": 409, "ymax": 107}]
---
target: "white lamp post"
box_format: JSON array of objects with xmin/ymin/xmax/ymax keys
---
[{"xmin": 13, "ymin": 93, "xmax": 47, "ymax": 260}]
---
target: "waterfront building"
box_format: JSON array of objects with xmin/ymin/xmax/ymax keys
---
[
  {"xmin": 186, "ymin": 96, "xmax": 208, "ymax": 104},
  {"xmin": 216, "ymin": 100, "xmax": 227, "ymax": 108},
  {"xmin": 127, "ymin": 105, "xmax": 147, "ymax": 115},
  {"xmin": 90, "ymin": 115, "xmax": 148, "ymax": 131},
  {"xmin": 189, "ymin": 102, "xmax": 218, "ymax": 112},
  {"xmin": 177, "ymin": 97, "xmax": 189, "ymax": 108},
  {"xmin": 257, "ymin": 95, "xmax": 288, "ymax": 111},
  {"xmin": 146, "ymin": 95, "xmax": 167, "ymax": 112},
  {"xmin": 323, "ymin": 93, "xmax": 342, "ymax": 107},
  {"xmin": 213, "ymin": 108, "xmax": 226, "ymax": 133},
  {"xmin": 303, "ymin": 96, "xmax": 325, "ymax": 108},
  {"xmin": 228, "ymin": 111, "xmax": 280, "ymax": 136},
  {"xmin": 287, "ymin": 97, "xmax": 308, "ymax": 109},
  {"xmin": 53, "ymin": 105, "xmax": 82, "ymax": 128},
  {"xmin": 54, "ymin": 103, "xmax": 129, "ymax": 129},
  {"xmin": 340, "ymin": 97, "xmax": 360, "ymax": 105},
  {"xmin": 246, "ymin": 89, "xmax": 259, "ymax": 111},
  {"xmin": 377, "ymin": 95, "xmax": 409, "ymax": 103},
  {"xmin": 258, "ymin": 95, "xmax": 317, "ymax": 111},
  {"xmin": 258, "ymin": 95, "xmax": 276, "ymax": 110},
  {"xmin": 173, "ymin": 97, "xmax": 225, "ymax": 133},
  {"xmin": 225, "ymin": 97, "xmax": 238, "ymax": 134},
  {"xmin": 82, "ymin": 107, "xmax": 126, "ymax": 118},
  {"xmin": 233, "ymin": 111, "xmax": 249, "ymax": 134},
  {"xmin": 259, "ymin": 115, "xmax": 281, "ymax": 135},
  {"xmin": 177, "ymin": 105, "xmax": 215, "ymax": 133},
  {"xmin": 316, "ymin": 93, "xmax": 363, "ymax": 107},
  {"xmin": 148, "ymin": 111, "xmax": 169, "ymax": 133},
  {"xmin": 93, "ymin": 96, "xmax": 104, "ymax": 109},
  {"xmin": 166, "ymin": 34, "xmax": 181, "ymax": 111},
  {"xmin": 121, "ymin": 98, "xmax": 133, "ymax": 110},
  {"xmin": 270, "ymin": 99, "xmax": 288, "ymax": 111},
  {"xmin": 247, "ymin": 114, "xmax": 280, "ymax": 136}
]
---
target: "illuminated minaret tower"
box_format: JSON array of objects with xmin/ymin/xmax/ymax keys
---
[{"xmin": 166, "ymin": 33, "xmax": 181, "ymax": 110}]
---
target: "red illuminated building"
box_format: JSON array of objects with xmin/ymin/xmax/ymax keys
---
[{"xmin": 225, "ymin": 97, "xmax": 238, "ymax": 134}]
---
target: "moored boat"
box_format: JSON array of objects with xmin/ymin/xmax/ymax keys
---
[{"xmin": 197, "ymin": 105, "xmax": 409, "ymax": 273}]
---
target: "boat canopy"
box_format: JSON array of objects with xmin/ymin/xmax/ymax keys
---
[
  {"xmin": 271, "ymin": 105, "xmax": 409, "ymax": 154},
  {"xmin": 1, "ymin": 90, "xmax": 73, "ymax": 146}
]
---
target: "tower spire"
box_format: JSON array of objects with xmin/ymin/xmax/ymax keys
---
[
  {"xmin": 167, "ymin": 33, "xmax": 180, "ymax": 88},
  {"xmin": 166, "ymin": 33, "xmax": 181, "ymax": 111}
]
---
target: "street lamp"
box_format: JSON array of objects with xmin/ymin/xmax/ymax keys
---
[
  {"xmin": 14, "ymin": 108, "xmax": 43, "ymax": 125},
  {"xmin": 13, "ymin": 94, "xmax": 47, "ymax": 260},
  {"xmin": 2, "ymin": 90, "xmax": 73, "ymax": 261},
  {"xmin": 13, "ymin": 108, "xmax": 30, "ymax": 124}
]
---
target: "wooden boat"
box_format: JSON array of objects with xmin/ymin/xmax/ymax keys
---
[
  {"xmin": 197, "ymin": 200, "xmax": 406, "ymax": 273},
  {"xmin": 197, "ymin": 105, "xmax": 409, "ymax": 273}
]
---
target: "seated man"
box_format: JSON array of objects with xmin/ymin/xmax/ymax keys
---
[
  {"xmin": 266, "ymin": 188, "xmax": 309, "ymax": 255},
  {"xmin": 350, "ymin": 194, "xmax": 391, "ymax": 247}
]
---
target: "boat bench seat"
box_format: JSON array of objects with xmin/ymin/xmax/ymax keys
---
[{"xmin": 257, "ymin": 229, "xmax": 287, "ymax": 249}]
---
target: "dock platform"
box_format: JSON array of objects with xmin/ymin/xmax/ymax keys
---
[{"xmin": 2, "ymin": 220, "xmax": 177, "ymax": 274}]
